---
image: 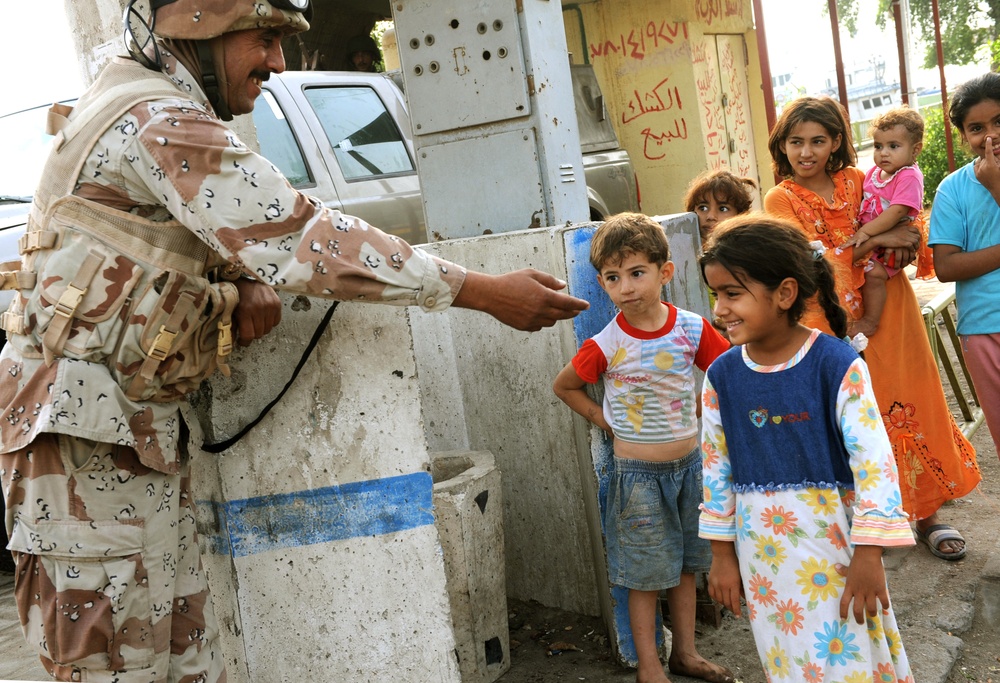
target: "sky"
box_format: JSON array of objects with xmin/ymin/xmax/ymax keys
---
[
  {"xmin": 4, "ymin": 0, "xmax": 85, "ymax": 115},
  {"xmin": 758, "ymin": 0, "xmax": 992, "ymax": 98}
]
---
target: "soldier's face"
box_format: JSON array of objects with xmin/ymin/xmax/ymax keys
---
[{"xmin": 219, "ymin": 27, "xmax": 289, "ymax": 116}]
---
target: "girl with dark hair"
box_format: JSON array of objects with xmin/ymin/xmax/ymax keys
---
[
  {"xmin": 698, "ymin": 215, "xmax": 914, "ymax": 682},
  {"xmin": 929, "ymin": 71, "xmax": 1000, "ymax": 461},
  {"xmin": 763, "ymin": 96, "xmax": 979, "ymax": 562},
  {"xmin": 683, "ymin": 169, "xmax": 758, "ymax": 245}
]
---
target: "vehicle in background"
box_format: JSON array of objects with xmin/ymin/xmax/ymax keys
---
[
  {"xmin": 254, "ymin": 64, "xmax": 640, "ymax": 245},
  {"xmin": 569, "ymin": 64, "xmax": 642, "ymax": 222}
]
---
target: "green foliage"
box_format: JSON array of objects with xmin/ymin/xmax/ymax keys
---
[
  {"xmin": 918, "ymin": 105, "xmax": 974, "ymax": 207},
  {"xmin": 839, "ymin": 0, "xmax": 1000, "ymax": 67},
  {"xmin": 828, "ymin": 0, "xmax": 864, "ymax": 37}
]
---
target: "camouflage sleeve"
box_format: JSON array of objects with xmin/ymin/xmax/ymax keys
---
[{"xmin": 119, "ymin": 99, "xmax": 465, "ymax": 312}]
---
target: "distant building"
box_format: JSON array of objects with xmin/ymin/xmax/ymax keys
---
[
  {"xmin": 772, "ymin": 71, "xmax": 806, "ymax": 114},
  {"xmin": 822, "ymin": 60, "xmax": 900, "ymax": 123}
]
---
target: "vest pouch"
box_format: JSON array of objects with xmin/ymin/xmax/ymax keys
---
[
  {"xmin": 114, "ymin": 271, "xmax": 236, "ymax": 403},
  {"xmin": 16, "ymin": 225, "xmax": 143, "ymax": 363}
]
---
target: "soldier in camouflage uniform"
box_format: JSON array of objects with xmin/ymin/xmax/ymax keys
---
[{"xmin": 0, "ymin": 1, "xmax": 588, "ymax": 680}]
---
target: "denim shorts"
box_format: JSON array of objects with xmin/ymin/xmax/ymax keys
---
[{"xmin": 604, "ymin": 448, "xmax": 712, "ymax": 591}]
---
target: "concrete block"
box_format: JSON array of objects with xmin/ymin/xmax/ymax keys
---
[
  {"xmin": 979, "ymin": 533, "xmax": 1000, "ymax": 629},
  {"xmin": 432, "ymin": 451, "xmax": 510, "ymax": 683},
  {"xmin": 191, "ymin": 299, "xmax": 462, "ymax": 683},
  {"xmin": 412, "ymin": 228, "xmax": 602, "ymax": 616}
]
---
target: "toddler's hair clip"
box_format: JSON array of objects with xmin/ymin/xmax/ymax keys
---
[
  {"xmin": 808, "ymin": 240, "xmax": 827, "ymax": 260},
  {"xmin": 844, "ymin": 332, "xmax": 868, "ymax": 353}
]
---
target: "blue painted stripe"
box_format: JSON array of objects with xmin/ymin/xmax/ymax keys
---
[{"xmin": 198, "ymin": 472, "xmax": 435, "ymax": 558}]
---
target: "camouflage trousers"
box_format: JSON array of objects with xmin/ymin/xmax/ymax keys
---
[{"xmin": 1, "ymin": 433, "xmax": 226, "ymax": 682}]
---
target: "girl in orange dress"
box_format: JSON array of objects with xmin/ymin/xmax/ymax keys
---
[{"xmin": 762, "ymin": 96, "xmax": 980, "ymax": 560}]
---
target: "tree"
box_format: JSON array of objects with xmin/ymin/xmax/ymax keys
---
[
  {"xmin": 832, "ymin": 0, "xmax": 1000, "ymax": 68},
  {"xmin": 918, "ymin": 106, "xmax": 973, "ymax": 206}
]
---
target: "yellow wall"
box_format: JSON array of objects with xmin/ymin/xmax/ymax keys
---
[{"xmin": 564, "ymin": 0, "xmax": 774, "ymax": 217}]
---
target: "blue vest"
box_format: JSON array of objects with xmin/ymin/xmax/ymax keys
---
[{"xmin": 706, "ymin": 335, "xmax": 858, "ymax": 492}]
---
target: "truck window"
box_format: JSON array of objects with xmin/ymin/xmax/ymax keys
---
[
  {"xmin": 571, "ymin": 65, "xmax": 620, "ymax": 154},
  {"xmin": 303, "ymin": 86, "xmax": 415, "ymax": 181},
  {"xmin": 253, "ymin": 90, "xmax": 312, "ymax": 187}
]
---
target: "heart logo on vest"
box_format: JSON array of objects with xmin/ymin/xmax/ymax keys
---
[{"xmin": 749, "ymin": 408, "xmax": 768, "ymax": 428}]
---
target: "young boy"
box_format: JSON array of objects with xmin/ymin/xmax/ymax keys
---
[
  {"xmin": 552, "ymin": 213, "xmax": 732, "ymax": 683},
  {"xmin": 839, "ymin": 107, "xmax": 928, "ymax": 337}
]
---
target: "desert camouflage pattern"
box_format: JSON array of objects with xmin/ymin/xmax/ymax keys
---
[
  {"xmin": 154, "ymin": 0, "xmax": 310, "ymax": 41},
  {"xmin": 0, "ymin": 53, "xmax": 465, "ymax": 473},
  {"xmin": 2, "ymin": 434, "xmax": 225, "ymax": 682},
  {"xmin": 0, "ymin": 48, "xmax": 465, "ymax": 682}
]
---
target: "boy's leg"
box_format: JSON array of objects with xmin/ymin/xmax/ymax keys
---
[
  {"xmin": 628, "ymin": 588, "xmax": 670, "ymax": 683},
  {"xmin": 851, "ymin": 260, "xmax": 889, "ymax": 338},
  {"xmin": 664, "ymin": 574, "xmax": 733, "ymax": 683},
  {"xmin": 607, "ymin": 460, "xmax": 671, "ymax": 682}
]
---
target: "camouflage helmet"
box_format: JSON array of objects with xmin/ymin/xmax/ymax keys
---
[{"xmin": 153, "ymin": 0, "xmax": 311, "ymax": 40}]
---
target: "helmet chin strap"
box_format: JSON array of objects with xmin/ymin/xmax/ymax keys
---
[{"xmin": 197, "ymin": 39, "xmax": 233, "ymax": 121}]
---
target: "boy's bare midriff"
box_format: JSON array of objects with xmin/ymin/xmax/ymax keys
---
[{"xmin": 614, "ymin": 434, "xmax": 698, "ymax": 462}]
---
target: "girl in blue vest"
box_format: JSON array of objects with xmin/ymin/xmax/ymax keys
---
[{"xmin": 697, "ymin": 216, "xmax": 916, "ymax": 682}]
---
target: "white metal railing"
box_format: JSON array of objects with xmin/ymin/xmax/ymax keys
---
[{"xmin": 921, "ymin": 284, "xmax": 985, "ymax": 438}]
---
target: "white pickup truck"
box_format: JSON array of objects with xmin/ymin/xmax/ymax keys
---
[{"xmin": 253, "ymin": 64, "xmax": 640, "ymax": 245}]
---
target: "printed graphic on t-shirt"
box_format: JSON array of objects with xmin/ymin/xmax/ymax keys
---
[{"xmin": 747, "ymin": 407, "xmax": 812, "ymax": 428}]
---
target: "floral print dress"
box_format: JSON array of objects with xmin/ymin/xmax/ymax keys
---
[
  {"xmin": 764, "ymin": 170, "xmax": 979, "ymax": 522},
  {"xmin": 700, "ymin": 330, "xmax": 915, "ymax": 682}
]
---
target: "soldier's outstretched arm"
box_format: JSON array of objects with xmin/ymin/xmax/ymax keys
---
[
  {"xmin": 453, "ymin": 269, "xmax": 589, "ymax": 332},
  {"xmin": 128, "ymin": 103, "xmax": 587, "ymax": 330}
]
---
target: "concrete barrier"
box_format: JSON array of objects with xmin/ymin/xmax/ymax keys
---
[
  {"xmin": 189, "ymin": 298, "xmax": 461, "ymax": 682},
  {"xmin": 432, "ymin": 450, "xmax": 509, "ymax": 682}
]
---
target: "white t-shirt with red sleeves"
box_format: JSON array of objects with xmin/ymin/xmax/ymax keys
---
[{"xmin": 572, "ymin": 303, "xmax": 729, "ymax": 445}]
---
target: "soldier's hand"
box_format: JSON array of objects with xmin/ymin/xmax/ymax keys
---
[
  {"xmin": 233, "ymin": 278, "xmax": 282, "ymax": 345},
  {"xmin": 454, "ymin": 269, "xmax": 589, "ymax": 332}
]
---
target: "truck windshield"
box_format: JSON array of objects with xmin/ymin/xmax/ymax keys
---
[{"xmin": 304, "ymin": 86, "xmax": 415, "ymax": 181}]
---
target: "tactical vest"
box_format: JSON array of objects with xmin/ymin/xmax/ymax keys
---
[{"xmin": 0, "ymin": 58, "xmax": 239, "ymax": 403}]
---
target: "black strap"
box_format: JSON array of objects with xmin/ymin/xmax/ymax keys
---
[{"xmin": 200, "ymin": 301, "xmax": 338, "ymax": 453}]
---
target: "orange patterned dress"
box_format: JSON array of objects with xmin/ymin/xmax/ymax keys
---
[{"xmin": 764, "ymin": 168, "xmax": 980, "ymax": 520}]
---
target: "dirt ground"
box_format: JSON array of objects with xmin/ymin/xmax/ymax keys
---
[{"xmin": 499, "ymin": 420, "xmax": 1000, "ymax": 683}]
